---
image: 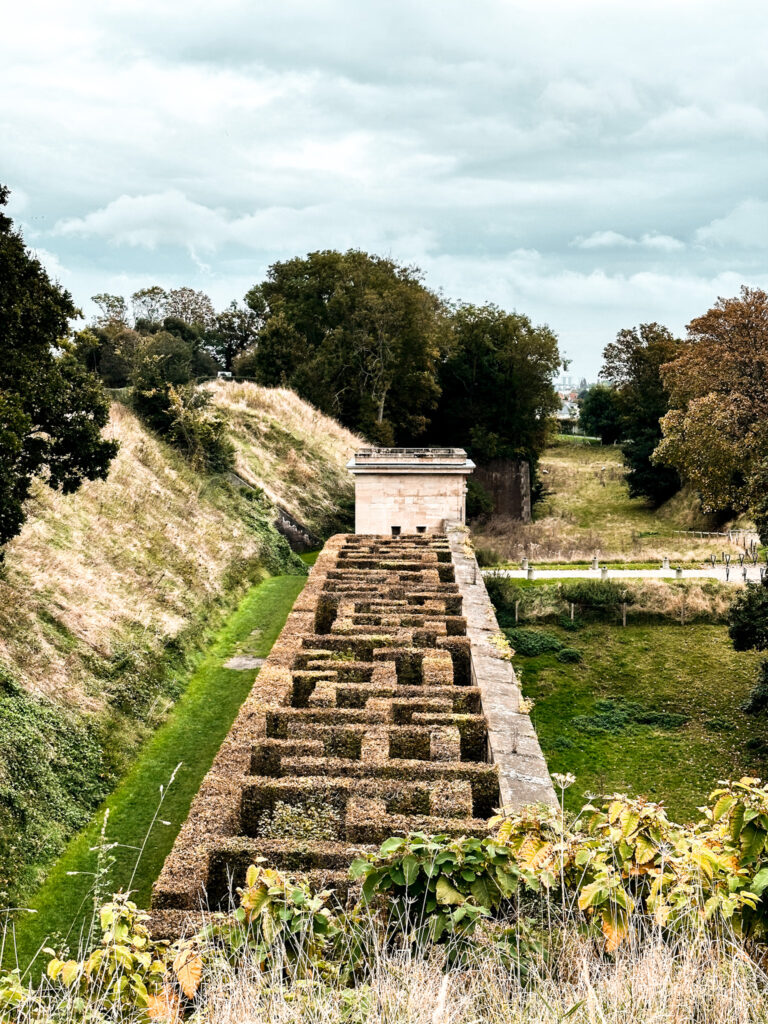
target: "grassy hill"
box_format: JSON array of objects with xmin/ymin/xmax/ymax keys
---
[
  {"xmin": 0, "ymin": 384, "xmax": 358, "ymax": 908},
  {"xmin": 473, "ymin": 440, "xmax": 751, "ymax": 564}
]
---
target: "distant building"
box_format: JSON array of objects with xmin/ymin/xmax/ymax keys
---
[{"xmin": 347, "ymin": 448, "xmax": 474, "ymax": 535}]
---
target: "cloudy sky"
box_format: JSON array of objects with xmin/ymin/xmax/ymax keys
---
[{"xmin": 3, "ymin": 0, "xmax": 767, "ymax": 377}]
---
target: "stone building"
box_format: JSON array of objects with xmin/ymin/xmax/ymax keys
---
[{"xmin": 347, "ymin": 447, "xmax": 475, "ymax": 535}]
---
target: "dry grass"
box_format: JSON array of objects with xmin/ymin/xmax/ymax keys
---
[
  {"xmin": 1, "ymin": 403, "xmax": 258, "ymax": 705},
  {"xmin": 0, "ymin": 384, "xmax": 358, "ymax": 709},
  {"xmin": 193, "ymin": 928, "xmax": 767, "ymax": 1024},
  {"xmin": 208, "ymin": 381, "xmax": 360, "ymax": 536},
  {"xmin": 488, "ymin": 577, "xmax": 737, "ymax": 624},
  {"xmin": 472, "ymin": 443, "xmax": 752, "ymax": 565}
]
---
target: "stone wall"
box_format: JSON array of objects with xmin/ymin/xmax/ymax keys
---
[
  {"xmin": 473, "ymin": 459, "xmax": 531, "ymax": 522},
  {"xmin": 149, "ymin": 531, "xmax": 553, "ymax": 936},
  {"xmin": 353, "ymin": 472, "xmax": 467, "ymax": 534}
]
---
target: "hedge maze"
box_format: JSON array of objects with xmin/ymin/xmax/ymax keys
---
[{"xmin": 150, "ymin": 534, "xmax": 501, "ymax": 934}]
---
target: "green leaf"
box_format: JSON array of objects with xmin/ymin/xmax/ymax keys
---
[
  {"xmin": 361, "ymin": 867, "xmax": 387, "ymax": 903},
  {"xmin": 749, "ymin": 866, "xmax": 768, "ymax": 896},
  {"xmin": 428, "ymin": 914, "xmax": 447, "ymax": 942},
  {"xmin": 402, "ymin": 855, "xmax": 419, "ymax": 886},
  {"xmin": 731, "ymin": 803, "xmax": 746, "ymax": 843},
  {"xmin": 380, "ymin": 838, "xmax": 403, "ymax": 856},
  {"xmin": 741, "ymin": 824, "xmax": 766, "ymax": 863},
  {"xmin": 349, "ymin": 858, "xmax": 370, "ymax": 880},
  {"xmin": 470, "ymin": 875, "xmax": 497, "ymax": 909},
  {"xmin": 713, "ymin": 795, "xmax": 736, "ymax": 821}
]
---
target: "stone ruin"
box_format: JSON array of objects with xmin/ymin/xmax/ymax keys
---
[{"xmin": 150, "ymin": 530, "xmax": 553, "ymax": 935}]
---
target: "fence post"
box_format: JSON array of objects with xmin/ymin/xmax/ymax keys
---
[
  {"xmin": 515, "ymin": 600, "xmax": 520, "ymax": 624},
  {"xmin": 622, "ymin": 602, "xmax": 627, "ymax": 627}
]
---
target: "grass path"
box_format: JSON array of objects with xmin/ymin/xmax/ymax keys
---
[{"xmin": 6, "ymin": 573, "xmax": 306, "ymax": 973}]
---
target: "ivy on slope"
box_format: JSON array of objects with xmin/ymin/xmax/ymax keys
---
[{"xmin": 0, "ymin": 671, "xmax": 112, "ymax": 904}]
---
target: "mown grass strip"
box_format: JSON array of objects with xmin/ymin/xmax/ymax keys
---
[
  {"xmin": 7, "ymin": 574, "xmax": 306, "ymax": 974},
  {"xmin": 513, "ymin": 623, "xmax": 765, "ymax": 821}
]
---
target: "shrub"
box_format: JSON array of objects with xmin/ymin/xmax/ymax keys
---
[
  {"xmin": 556, "ymin": 647, "xmax": 582, "ymax": 663},
  {"xmin": 572, "ymin": 698, "xmax": 688, "ymax": 735},
  {"xmin": 559, "ymin": 580, "xmax": 627, "ymax": 609},
  {"xmin": 257, "ymin": 796, "xmax": 342, "ymax": 842},
  {"xmin": 742, "ymin": 659, "xmax": 768, "ymax": 715},
  {"xmin": 466, "ymin": 479, "xmax": 495, "ymax": 521},
  {"xmin": 729, "ymin": 579, "xmax": 768, "ymax": 652},
  {"xmin": 165, "ymin": 385, "xmax": 235, "ymax": 473},
  {"xmin": 350, "ymin": 832, "xmax": 519, "ymax": 951},
  {"xmin": 503, "ymin": 628, "xmax": 563, "ymax": 657},
  {"xmin": 475, "ymin": 545, "xmax": 502, "ymax": 567}
]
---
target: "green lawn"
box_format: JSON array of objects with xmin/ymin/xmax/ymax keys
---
[
  {"xmin": 514, "ymin": 622, "xmax": 765, "ymax": 822},
  {"xmin": 6, "ymin": 573, "xmax": 305, "ymax": 974}
]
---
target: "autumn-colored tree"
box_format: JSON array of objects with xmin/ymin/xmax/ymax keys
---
[{"xmin": 653, "ymin": 287, "xmax": 768, "ymax": 533}]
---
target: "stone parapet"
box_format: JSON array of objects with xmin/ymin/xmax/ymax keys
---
[{"xmin": 446, "ymin": 523, "xmax": 556, "ymax": 809}]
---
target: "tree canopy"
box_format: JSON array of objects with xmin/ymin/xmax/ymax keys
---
[
  {"xmin": 653, "ymin": 287, "xmax": 768, "ymax": 530},
  {"xmin": 600, "ymin": 322, "xmax": 682, "ymax": 505},
  {"xmin": 0, "ymin": 185, "xmax": 118, "ymax": 550},
  {"xmin": 578, "ymin": 383, "xmax": 623, "ymax": 444},
  {"xmin": 245, "ymin": 250, "xmax": 445, "ymax": 444},
  {"xmin": 427, "ymin": 303, "xmax": 560, "ymax": 466}
]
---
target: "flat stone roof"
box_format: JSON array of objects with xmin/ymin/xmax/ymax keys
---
[{"xmin": 348, "ymin": 447, "xmax": 474, "ymax": 473}]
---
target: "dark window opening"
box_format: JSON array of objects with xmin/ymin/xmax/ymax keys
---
[
  {"xmin": 391, "ymin": 526, "xmax": 401, "ymax": 536},
  {"xmin": 416, "ymin": 525, "xmax": 427, "ymax": 534}
]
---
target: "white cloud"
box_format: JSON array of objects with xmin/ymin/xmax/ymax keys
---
[
  {"xmin": 572, "ymin": 231, "xmax": 684, "ymax": 251},
  {"xmin": 3, "ymin": 0, "xmax": 768, "ymax": 378},
  {"xmin": 30, "ymin": 247, "xmax": 69, "ymax": 281},
  {"xmin": 695, "ymin": 200, "xmax": 768, "ymax": 248}
]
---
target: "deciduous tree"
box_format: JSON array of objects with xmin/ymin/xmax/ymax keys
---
[
  {"xmin": 246, "ymin": 250, "xmax": 444, "ymax": 443},
  {"xmin": 164, "ymin": 287, "xmax": 215, "ymax": 330},
  {"xmin": 600, "ymin": 323, "xmax": 682, "ymax": 504},
  {"xmin": 209, "ymin": 301, "xmax": 261, "ymax": 371},
  {"xmin": 0, "ymin": 186, "xmax": 118, "ymax": 550},
  {"xmin": 578, "ymin": 384, "xmax": 623, "ymax": 443},
  {"xmin": 653, "ymin": 287, "xmax": 768, "ymax": 526},
  {"xmin": 429, "ymin": 303, "xmax": 561, "ymax": 467}
]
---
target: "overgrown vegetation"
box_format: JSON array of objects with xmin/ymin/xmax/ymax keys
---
[
  {"xmin": 487, "ymin": 575, "xmax": 735, "ymax": 626},
  {"xmin": 728, "ymin": 576, "xmax": 768, "ymax": 715},
  {"xmin": 654, "ymin": 287, "xmax": 768, "ymax": 541},
  {"xmin": 0, "ymin": 185, "xmax": 118, "ymax": 549},
  {"xmin": 7, "ymin": 781, "xmax": 768, "ymax": 1023},
  {"xmin": 0, "ymin": 386, "xmax": 357, "ymax": 920},
  {"xmin": 473, "ymin": 440, "xmax": 740, "ymax": 564},
  {"xmin": 8, "ymin": 574, "xmax": 306, "ymax": 970}
]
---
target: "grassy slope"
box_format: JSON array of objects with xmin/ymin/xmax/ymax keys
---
[
  {"xmin": 7, "ymin": 574, "xmax": 305, "ymax": 973},
  {"xmin": 514, "ymin": 622, "xmax": 764, "ymax": 821},
  {"xmin": 473, "ymin": 441, "xmax": 750, "ymax": 564},
  {"xmin": 209, "ymin": 381, "xmax": 359, "ymax": 537},
  {"xmin": 0, "ymin": 385, "xmax": 358, "ymax": 910}
]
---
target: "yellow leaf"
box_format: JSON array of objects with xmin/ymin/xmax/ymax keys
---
[
  {"xmin": 60, "ymin": 961, "xmax": 80, "ymax": 987},
  {"xmin": 527, "ymin": 843, "xmax": 554, "ymax": 872},
  {"xmin": 173, "ymin": 951, "xmax": 203, "ymax": 1000},
  {"xmin": 602, "ymin": 914, "xmax": 627, "ymax": 953}
]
